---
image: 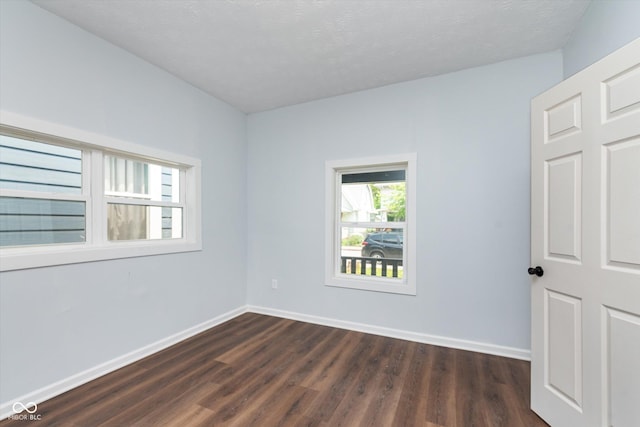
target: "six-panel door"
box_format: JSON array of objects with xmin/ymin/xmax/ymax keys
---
[{"xmin": 531, "ymin": 38, "xmax": 640, "ymax": 427}]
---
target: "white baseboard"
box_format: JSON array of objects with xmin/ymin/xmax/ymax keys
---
[
  {"xmin": 247, "ymin": 305, "xmax": 531, "ymax": 361},
  {"xmin": 0, "ymin": 305, "xmax": 247, "ymax": 420},
  {"xmin": 2, "ymin": 304, "xmax": 530, "ymax": 420}
]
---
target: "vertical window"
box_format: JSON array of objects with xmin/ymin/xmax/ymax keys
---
[
  {"xmin": 326, "ymin": 154, "xmax": 416, "ymax": 295},
  {"xmin": 0, "ymin": 135, "xmax": 87, "ymax": 247},
  {"xmin": 340, "ymin": 170, "xmax": 405, "ymax": 278}
]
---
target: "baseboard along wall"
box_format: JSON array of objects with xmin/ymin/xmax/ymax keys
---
[{"xmin": 1, "ymin": 304, "xmax": 530, "ymax": 419}]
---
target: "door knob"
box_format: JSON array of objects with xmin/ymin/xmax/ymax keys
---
[{"xmin": 528, "ymin": 266, "xmax": 544, "ymax": 277}]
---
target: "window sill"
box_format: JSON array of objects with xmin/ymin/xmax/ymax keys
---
[
  {"xmin": 325, "ymin": 275, "xmax": 416, "ymax": 295},
  {"xmin": 0, "ymin": 239, "xmax": 202, "ymax": 271}
]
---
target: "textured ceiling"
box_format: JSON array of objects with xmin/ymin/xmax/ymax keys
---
[{"xmin": 32, "ymin": 0, "xmax": 591, "ymax": 113}]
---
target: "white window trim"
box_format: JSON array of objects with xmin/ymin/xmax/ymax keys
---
[
  {"xmin": 0, "ymin": 110, "xmax": 202, "ymax": 271},
  {"xmin": 325, "ymin": 153, "xmax": 417, "ymax": 295}
]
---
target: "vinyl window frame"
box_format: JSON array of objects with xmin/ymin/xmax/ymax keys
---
[
  {"xmin": 0, "ymin": 111, "xmax": 201, "ymax": 271},
  {"xmin": 325, "ymin": 153, "xmax": 417, "ymax": 295}
]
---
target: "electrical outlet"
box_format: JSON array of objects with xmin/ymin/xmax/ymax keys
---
[{"xmin": 271, "ymin": 279, "xmax": 278, "ymax": 289}]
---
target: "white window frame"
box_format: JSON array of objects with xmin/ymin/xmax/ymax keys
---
[
  {"xmin": 0, "ymin": 111, "xmax": 202, "ymax": 271},
  {"xmin": 325, "ymin": 153, "xmax": 417, "ymax": 295}
]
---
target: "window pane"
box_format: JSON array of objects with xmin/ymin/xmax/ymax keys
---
[
  {"xmin": 0, "ymin": 197, "xmax": 85, "ymax": 247},
  {"xmin": 340, "ymin": 227, "xmax": 403, "ymax": 279},
  {"xmin": 107, "ymin": 204, "xmax": 182, "ymax": 241},
  {"xmin": 105, "ymin": 156, "xmax": 180, "ymax": 202},
  {"xmin": 341, "ymin": 171, "xmax": 405, "ymax": 223},
  {"xmin": 0, "ymin": 135, "xmax": 82, "ymax": 194}
]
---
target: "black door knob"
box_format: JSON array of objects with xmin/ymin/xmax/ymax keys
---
[{"xmin": 528, "ymin": 266, "xmax": 544, "ymax": 277}]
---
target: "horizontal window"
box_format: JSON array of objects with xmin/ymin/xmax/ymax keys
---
[{"xmin": 0, "ymin": 112, "xmax": 201, "ymax": 271}]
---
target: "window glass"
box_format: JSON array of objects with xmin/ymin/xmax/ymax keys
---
[
  {"xmin": 340, "ymin": 227, "xmax": 404, "ymax": 279},
  {"xmin": 104, "ymin": 155, "xmax": 182, "ymax": 242},
  {"xmin": 341, "ymin": 170, "xmax": 405, "ymax": 223},
  {"xmin": 104, "ymin": 155, "xmax": 180, "ymax": 202},
  {"xmin": 0, "ymin": 135, "xmax": 81, "ymax": 194},
  {"xmin": 0, "ymin": 135, "xmax": 85, "ymax": 248},
  {"xmin": 338, "ymin": 169, "xmax": 406, "ymax": 281},
  {"xmin": 0, "ymin": 197, "xmax": 85, "ymax": 246},
  {"xmin": 107, "ymin": 204, "xmax": 182, "ymax": 241}
]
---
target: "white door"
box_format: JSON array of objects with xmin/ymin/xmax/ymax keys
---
[{"xmin": 531, "ymin": 38, "xmax": 640, "ymax": 427}]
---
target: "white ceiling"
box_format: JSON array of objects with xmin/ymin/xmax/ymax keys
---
[{"xmin": 32, "ymin": 0, "xmax": 591, "ymax": 113}]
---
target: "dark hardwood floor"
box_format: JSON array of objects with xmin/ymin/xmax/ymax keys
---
[{"xmin": 1, "ymin": 313, "xmax": 549, "ymax": 426}]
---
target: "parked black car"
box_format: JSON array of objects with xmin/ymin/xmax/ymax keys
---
[{"xmin": 361, "ymin": 232, "xmax": 403, "ymax": 259}]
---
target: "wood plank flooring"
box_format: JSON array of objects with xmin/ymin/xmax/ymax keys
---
[{"xmin": 0, "ymin": 313, "xmax": 549, "ymax": 426}]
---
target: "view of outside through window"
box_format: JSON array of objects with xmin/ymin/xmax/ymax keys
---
[
  {"xmin": 0, "ymin": 135, "xmax": 86, "ymax": 247},
  {"xmin": 0, "ymin": 132, "xmax": 185, "ymax": 247},
  {"xmin": 105, "ymin": 155, "xmax": 182, "ymax": 241},
  {"xmin": 340, "ymin": 169, "xmax": 406, "ymax": 279}
]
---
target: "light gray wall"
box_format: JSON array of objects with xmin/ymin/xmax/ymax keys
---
[
  {"xmin": 563, "ymin": 0, "xmax": 640, "ymax": 78},
  {"xmin": 3, "ymin": 0, "xmax": 632, "ymax": 407},
  {"xmin": 246, "ymin": 52, "xmax": 563, "ymax": 351},
  {"xmin": 0, "ymin": 1, "xmax": 247, "ymax": 402}
]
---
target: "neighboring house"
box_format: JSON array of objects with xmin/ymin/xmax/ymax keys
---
[
  {"xmin": 340, "ymin": 182, "xmax": 403, "ymax": 245},
  {"xmin": 340, "ymin": 183, "xmax": 375, "ymax": 223},
  {"xmin": 340, "ymin": 184, "xmax": 376, "ymax": 245}
]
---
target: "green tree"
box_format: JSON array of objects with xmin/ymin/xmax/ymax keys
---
[
  {"xmin": 386, "ymin": 184, "xmax": 405, "ymax": 221},
  {"xmin": 369, "ymin": 184, "xmax": 381, "ymax": 210}
]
